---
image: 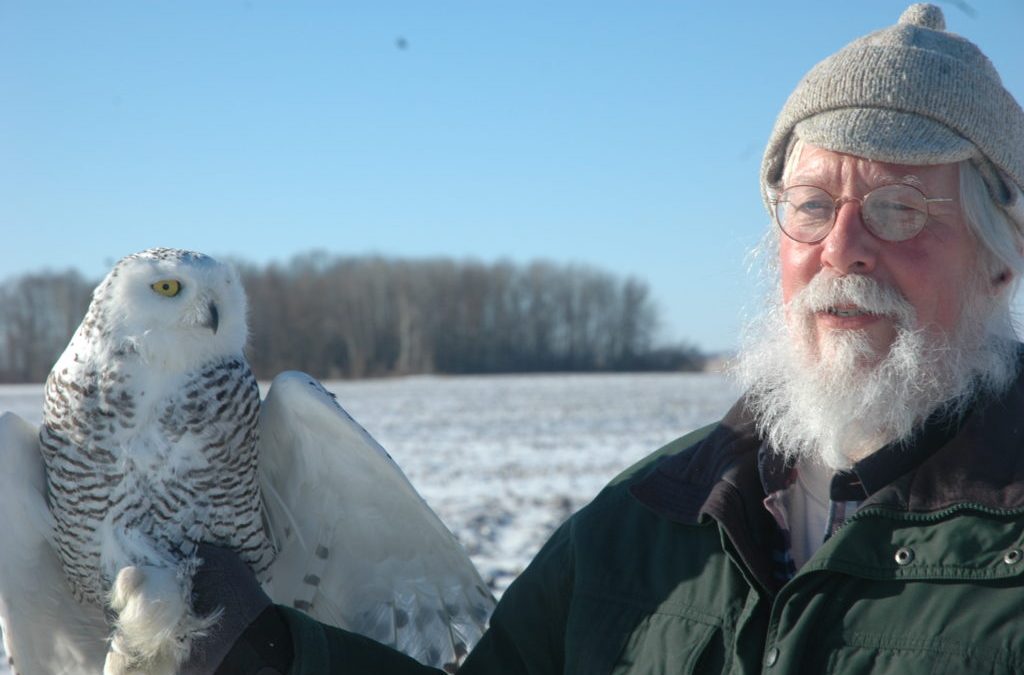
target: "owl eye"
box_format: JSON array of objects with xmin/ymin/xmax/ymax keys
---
[{"xmin": 151, "ymin": 280, "xmax": 182, "ymax": 297}]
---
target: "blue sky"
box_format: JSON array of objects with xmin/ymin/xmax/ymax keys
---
[{"xmin": 2, "ymin": 1, "xmax": 1021, "ymax": 353}]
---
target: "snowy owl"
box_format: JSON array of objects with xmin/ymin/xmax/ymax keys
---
[{"xmin": 0, "ymin": 248, "xmax": 494, "ymax": 675}]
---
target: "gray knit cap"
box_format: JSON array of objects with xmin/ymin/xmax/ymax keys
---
[{"xmin": 761, "ymin": 3, "xmax": 1024, "ymax": 228}]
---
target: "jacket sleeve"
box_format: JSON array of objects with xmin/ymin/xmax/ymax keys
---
[
  {"xmin": 278, "ymin": 606, "xmax": 447, "ymax": 674},
  {"xmin": 459, "ymin": 520, "xmax": 575, "ymax": 674},
  {"xmin": 270, "ymin": 520, "xmax": 575, "ymax": 675}
]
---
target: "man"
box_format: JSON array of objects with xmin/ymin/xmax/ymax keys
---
[{"xmin": 189, "ymin": 4, "xmax": 1024, "ymax": 672}]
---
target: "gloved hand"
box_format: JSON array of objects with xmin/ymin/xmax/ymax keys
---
[{"xmin": 181, "ymin": 544, "xmax": 292, "ymax": 675}]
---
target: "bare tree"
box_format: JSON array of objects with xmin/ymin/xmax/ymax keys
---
[
  {"xmin": 0, "ymin": 271, "xmax": 93, "ymax": 382},
  {"xmin": 0, "ymin": 255, "xmax": 703, "ymax": 383}
]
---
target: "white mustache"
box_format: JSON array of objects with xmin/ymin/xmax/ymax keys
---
[{"xmin": 789, "ymin": 274, "xmax": 916, "ymax": 325}]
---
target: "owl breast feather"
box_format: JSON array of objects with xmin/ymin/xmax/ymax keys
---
[{"xmin": 41, "ymin": 356, "xmax": 276, "ymax": 604}]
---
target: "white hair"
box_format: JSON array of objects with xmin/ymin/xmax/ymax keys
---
[{"xmin": 960, "ymin": 159, "xmax": 1024, "ymax": 288}]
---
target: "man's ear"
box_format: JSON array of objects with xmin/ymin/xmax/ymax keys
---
[{"xmin": 993, "ymin": 269, "xmax": 1014, "ymax": 292}]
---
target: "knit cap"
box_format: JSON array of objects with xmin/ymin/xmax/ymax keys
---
[{"xmin": 760, "ymin": 3, "xmax": 1024, "ymax": 229}]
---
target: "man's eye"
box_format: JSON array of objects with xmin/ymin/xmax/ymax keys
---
[
  {"xmin": 875, "ymin": 200, "xmax": 919, "ymax": 213},
  {"xmin": 795, "ymin": 200, "xmax": 833, "ymax": 217}
]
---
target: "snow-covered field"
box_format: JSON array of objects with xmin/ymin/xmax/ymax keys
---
[{"xmin": 0, "ymin": 372, "xmax": 739, "ymax": 670}]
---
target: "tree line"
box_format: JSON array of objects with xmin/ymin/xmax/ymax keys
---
[{"xmin": 0, "ymin": 253, "xmax": 704, "ymax": 382}]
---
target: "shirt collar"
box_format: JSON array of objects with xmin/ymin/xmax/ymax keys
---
[{"xmin": 843, "ymin": 404, "xmax": 970, "ymax": 498}]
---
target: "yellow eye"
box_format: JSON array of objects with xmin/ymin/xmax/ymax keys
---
[{"xmin": 151, "ymin": 280, "xmax": 182, "ymax": 297}]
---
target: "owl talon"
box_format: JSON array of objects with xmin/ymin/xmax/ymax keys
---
[
  {"xmin": 103, "ymin": 636, "xmax": 176, "ymax": 675},
  {"xmin": 101, "ymin": 644, "xmax": 132, "ymax": 675},
  {"xmin": 109, "ymin": 566, "xmax": 146, "ymax": 603},
  {"xmin": 105, "ymin": 564, "xmax": 217, "ymax": 675}
]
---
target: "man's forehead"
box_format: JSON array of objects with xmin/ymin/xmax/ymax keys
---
[{"xmin": 787, "ymin": 144, "xmax": 957, "ymax": 190}]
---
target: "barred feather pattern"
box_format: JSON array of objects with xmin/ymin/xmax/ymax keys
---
[{"xmin": 40, "ymin": 352, "xmax": 275, "ymax": 606}]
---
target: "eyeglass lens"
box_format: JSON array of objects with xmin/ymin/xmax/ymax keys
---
[{"xmin": 775, "ymin": 184, "xmax": 929, "ymax": 243}]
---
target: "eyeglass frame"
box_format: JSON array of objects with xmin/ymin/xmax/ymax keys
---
[{"xmin": 769, "ymin": 182, "xmax": 954, "ymax": 244}]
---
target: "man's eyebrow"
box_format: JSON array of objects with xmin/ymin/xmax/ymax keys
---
[
  {"xmin": 784, "ymin": 172, "xmax": 825, "ymax": 187},
  {"xmin": 785, "ymin": 171, "xmax": 926, "ymax": 189},
  {"xmin": 869, "ymin": 173, "xmax": 925, "ymax": 189}
]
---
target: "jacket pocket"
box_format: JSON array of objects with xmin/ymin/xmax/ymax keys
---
[
  {"xmin": 610, "ymin": 613, "xmax": 723, "ymax": 675},
  {"xmin": 825, "ymin": 634, "xmax": 1024, "ymax": 675},
  {"xmin": 565, "ymin": 590, "xmax": 725, "ymax": 675}
]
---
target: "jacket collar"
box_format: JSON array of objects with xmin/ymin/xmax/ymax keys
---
[
  {"xmin": 868, "ymin": 369, "xmax": 1024, "ymax": 513},
  {"xmin": 631, "ymin": 354, "xmax": 1024, "ymax": 526},
  {"xmin": 629, "ymin": 396, "xmax": 761, "ymax": 527}
]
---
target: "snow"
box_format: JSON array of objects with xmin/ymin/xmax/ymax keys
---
[
  {"xmin": 0, "ymin": 372, "xmax": 740, "ymax": 670},
  {"xmin": 0, "ymin": 385, "xmax": 46, "ymax": 427},
  {"xmin": 317, "ymin": 373, "xmax": 740, "ymax": 592}
]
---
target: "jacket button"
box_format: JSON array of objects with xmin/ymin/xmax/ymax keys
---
[
  {"xmin": 895, "ymin": 547, "xmax": 914, "ymax": 565},
  {"xmin": 766, "ymin": 646, "xmax": 780, "ymax": 667},
  {"xmin": 1004, "ymin": 549, "xmax": 1023, "ymax": 565}
]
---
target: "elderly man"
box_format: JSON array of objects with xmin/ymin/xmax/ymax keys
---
[{"xmin": 191, "ymin": 4, "xmax": 1024, "ymax": 673}]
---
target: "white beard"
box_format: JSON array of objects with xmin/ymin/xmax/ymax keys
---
[{"xmin": 732, "ymin": 273, "xmax": 1019, "ymax": 471}]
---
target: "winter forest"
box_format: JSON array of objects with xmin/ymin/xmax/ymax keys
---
[{"xmin": 0, "ymin": 253, "xmax": 705, "ymax": 383}]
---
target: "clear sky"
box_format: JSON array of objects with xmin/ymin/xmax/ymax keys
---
[{"xmin": 2, "ymin": 1, "xmax": 1021, "ymax": 353}]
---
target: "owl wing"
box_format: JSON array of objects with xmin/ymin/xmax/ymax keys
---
[
  {"xmin": 258, "ymin": 372, "xmax": 495, "ymax": 673},
  {"xmin": 0, "ymin": 412, "xmax": 108, "ymax": 675}
]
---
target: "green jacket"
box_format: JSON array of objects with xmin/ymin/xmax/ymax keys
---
[{"xmin": 280, "ymin": 373, "xmax": 1024, "ymax": 674}]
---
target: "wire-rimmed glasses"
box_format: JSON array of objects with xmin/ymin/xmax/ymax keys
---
[{"xmin": 771, "ymin": 184, "xmax": 953, "ymax": 243}]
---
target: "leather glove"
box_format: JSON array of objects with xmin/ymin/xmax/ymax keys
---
[{"xmin": 181, "ymin": 544, "xmax": 292, "ymax": 675}]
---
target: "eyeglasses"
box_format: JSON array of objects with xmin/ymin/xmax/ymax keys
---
[{"xmin": 771, "ymin": 184, "xmax": 953, "ymax": 244}]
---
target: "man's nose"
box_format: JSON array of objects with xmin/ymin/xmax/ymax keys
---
[{"xmin": 820, "ymin": 200, "xmax": 877, "ymax": 274}]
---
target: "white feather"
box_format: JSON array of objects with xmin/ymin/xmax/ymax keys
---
[
  {"xmin": 259, "ymin": 371, "xmax": 495, "ymax": 671},
  {"xmin": 0, "ymin": 412, "xmax": 107, "ymax": 675}
]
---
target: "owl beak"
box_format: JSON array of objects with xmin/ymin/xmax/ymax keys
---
[{"xmin": 203, "ymin": 302, "xmax": 220, "ymax": 334}]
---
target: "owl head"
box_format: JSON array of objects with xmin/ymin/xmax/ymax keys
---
[{"xmin": 84, "ymin": 248, "xmax": 249, "ymax": 371}]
